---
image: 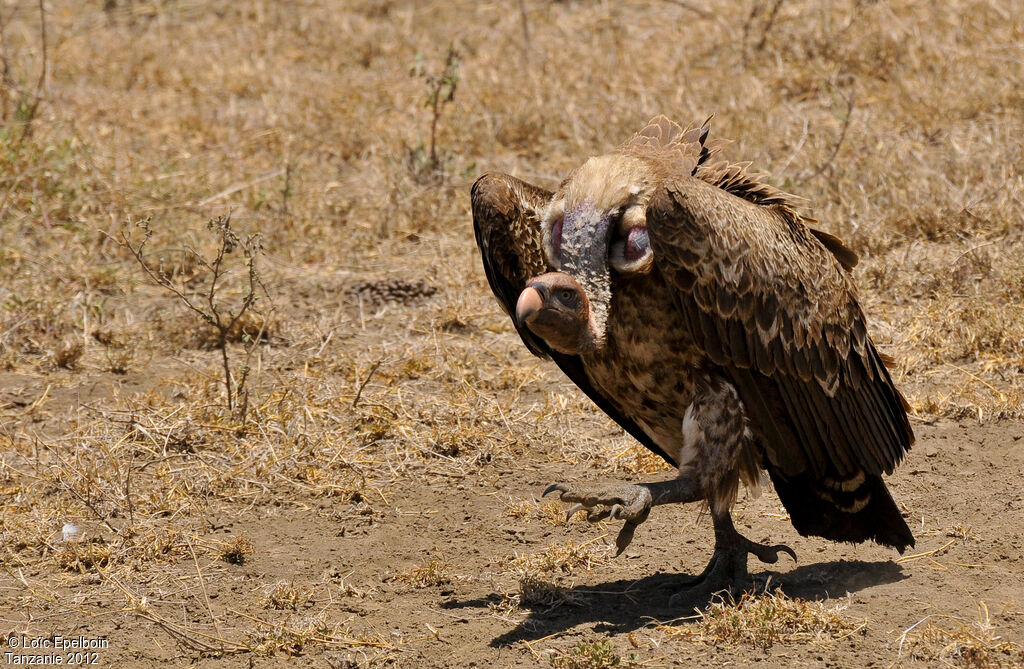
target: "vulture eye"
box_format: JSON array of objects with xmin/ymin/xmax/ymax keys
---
[{"xmin": 557, "ymin": 288, "xmax": 575, "ymax": 305}]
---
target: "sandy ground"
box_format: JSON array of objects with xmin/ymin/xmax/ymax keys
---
[{"xmin": 4, "ymin": 337, "xmax": 1023, "ymax": 668}]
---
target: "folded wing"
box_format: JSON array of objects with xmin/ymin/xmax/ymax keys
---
[{"xmin": 646, "ymin": 175, "xmax": 914, "ymax": 549}]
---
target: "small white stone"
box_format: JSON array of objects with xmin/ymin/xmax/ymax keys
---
[{"xmin": 62, "ymin": 522, "xmax": 83, "ymax": 543}]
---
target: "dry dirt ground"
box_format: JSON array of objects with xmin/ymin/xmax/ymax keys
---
[{"xmin": 2, "ymin": 1, "xmax": 1023, "ymax": 667}]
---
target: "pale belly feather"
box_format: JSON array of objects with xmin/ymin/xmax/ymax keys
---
[{"xmin": 581, "ymin": 274, "xmax": 706, "ymax": 466}]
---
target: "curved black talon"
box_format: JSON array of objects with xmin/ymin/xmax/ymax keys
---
[
  {"xmin": 614, "ymin": 521, "xmax": 640, "ymax": 555},
  {"xmin": 749, "ymin": 542, "xmax": 797, "ymax": 565},
  {"xmin": 543, "ymin": 483, "xmax": 568, "ymax": 497},
  {"xmin": 674, "ymin": 551, "xmax": 721, "ymax": 588},
  {"xmin": 565, "ymin": 503, "xmax": 585, "ymax": 521},
  {"xmin": 668, "ymin": 549, "xmax": 741, "ymax": 608}
]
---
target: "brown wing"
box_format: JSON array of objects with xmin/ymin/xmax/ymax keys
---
[
  {"xmin": 472, "ymin": 172, "xmax": 677, "ymax": 465},
  {"xmin": 646, "ymin": 174, "xmax": 913, "ymax": 481},
  {"xmin": 471, "ymin": 172, "xmax": 551, "ymax": 357}
]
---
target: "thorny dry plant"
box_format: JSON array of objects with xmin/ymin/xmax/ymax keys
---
[{"xmin": 116, "ymin": 214, "xmax": 273, "ymax": 422}]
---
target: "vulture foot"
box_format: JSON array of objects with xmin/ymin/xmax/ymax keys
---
[
  {"xmin": 669, "ymin": 511, "xmax": 796, "ymax": 608},
  {"xmin": 543, "ymin": 482, "xmax": 652, "ymax": 554}
]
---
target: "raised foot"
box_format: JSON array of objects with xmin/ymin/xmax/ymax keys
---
[
  {"xmin": 543, "ymin": 482, "xmax": 652, "ymax": 554},
  {"xmin": 669, "ymin": 537, "xmax": 797, "ymax": 609}
]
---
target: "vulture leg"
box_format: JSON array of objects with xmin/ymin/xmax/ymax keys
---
[
  {"xmin": 543, "ymin": 477, "xmax": 703, "ymax": 554},
  {"xmin": 669, "ymin": 510, "xmax": 796, "ymax": 607}
]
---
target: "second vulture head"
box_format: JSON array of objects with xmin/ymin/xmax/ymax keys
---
[{"xmin": 515, "ymin": 272, "xmax": 597, "ymax": 356}]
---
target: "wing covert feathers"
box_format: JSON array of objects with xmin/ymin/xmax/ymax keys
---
[
  {"xmin": 621, "ymin": 116, "xmax": 860, "ymax": 271},
  {"xmin": 646, "ymin": 174, "xmax": 913, "ymax": 485}
]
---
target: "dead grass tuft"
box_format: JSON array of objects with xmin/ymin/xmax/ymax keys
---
[
  {"xmin": 899, "ymin": 604, "xmax": 1024, "ymax": 669},
  {"xmin": 219, "ymin": 535, "xmax": 256, "ymax": 565},
  {"xmin": 263, "ymin": 581, "xmax": 315, "ymax": 611},
  {"xmin": 124, "ymin": 528, "xmax": 191, "ymax": 564},
  {"xmin": 245, "ymin": 614, "xmax": 334, "ymax": 657},
  {"xmin": 607, "ymin": 443, "xmax": 676, "ymax": 476},
  {"xmin": 500, "ymin": 540, "xmax": 605, "ymax": 577},
  {"xmin": 57, "ymin": 540, "xmax": 113, "ymax": 573},
  {"xmin": 658, "ymin": 589, "xmax": 865, "ymax": 651},
  {"xmin": 492, "ymin": 574, "xmax": 589, "ymax": 618},
  {"xmin": 394, "ymin": 559, "xmax": 451, "ymax": 589},
  {"xmin": 504, "ymin": 498, "xmax": 576, "ymax": 526},
  {"xmin": 49, "ymin": 338, "xmax": 85, "ymax": 369},
  {"xmin": 490, "ymin": 540, "xmax": 607, "ymax": 617},
  {"xmin": 103, "ymin": 341, "xmax": 137, "ymax": 374}
]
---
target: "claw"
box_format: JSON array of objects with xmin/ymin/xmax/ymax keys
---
[
  {"xmin": 775, "ymin": 544, "xmax": 798, "ymax": 564},
  {"xmin": 541, "ymin": 482, "xmax": 652, "ymax": 550},
  {"xmin": 747, "ymin": 540, "xmax": 797, "ymax": 565},
  {"xmin": 565, "ymin": 503, "xmax": 585, "ymax": 521},
  {"xmin": 667, "ymin": 513, "xmax": 797, "ymax": 606},
  {"xmin": 543, "ymin": 483, "xmax": 568, "ymax": 498}
]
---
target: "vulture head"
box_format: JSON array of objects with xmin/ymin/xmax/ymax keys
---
[
  {"xmin": 539, "ymin": 155, "xmax": 657, "ymax": 350},
  {"xmin": 516, "ymin": 272, "xmax": 596, "ymax": 355}
]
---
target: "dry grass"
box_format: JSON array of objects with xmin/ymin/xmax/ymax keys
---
[
  {"xmin": 898, "ymin": 604, "xmax": 1024, "ymax": 669},
  {"xmin": 262, "ymin": 581, "xmax": 315, "ymax": 611},
  {"xmin": 219, "ymin": 535, "xmax": 256, "ymax": 565},
  {"xmin": 492, "ymin": 576, "xmax": 588, "ymax": 618},
  {"xmin": 394, "ymin": 558, "xmax": 452, "ymax": 589},
  {"xmin": 491, "ymin": 540, "xmax": 609, "ymax": 617},
  {"xmin": 499, "ymin": 539, "xmax": 607, "ymax": 576},
  {"xmin": 505, "ymin": 497, "xmax": 578, "ymax": 525},
  {"xmin": 658, "ymin": 589, "xmax": 865, "ymax": 650},
  {"xmin": 0, "ymin": 0, "xmax": 1022, "ymax": 666}
]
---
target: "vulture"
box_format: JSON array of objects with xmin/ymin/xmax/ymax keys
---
[{"xmin": 472, "ymin": 116, "xmax": 914, "ymax": 602}]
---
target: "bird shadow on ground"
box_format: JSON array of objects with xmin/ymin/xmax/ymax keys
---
[{"xmin": 440, "ymin": 559, "xmax": 907, "ymax": 647}]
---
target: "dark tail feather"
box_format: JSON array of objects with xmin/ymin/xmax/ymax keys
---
[{"xmin": 769, "ymin": 470, "xmax": 914, "ymax": 553}]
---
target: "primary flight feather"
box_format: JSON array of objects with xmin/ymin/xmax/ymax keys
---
[{"xmin": 472, "ymin": 115, "xmax": 914, "ymax": 603}]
